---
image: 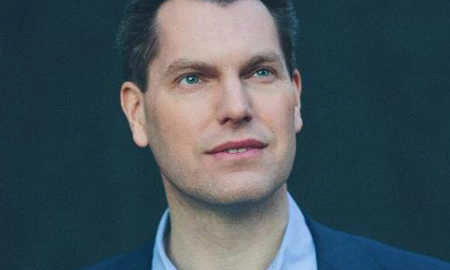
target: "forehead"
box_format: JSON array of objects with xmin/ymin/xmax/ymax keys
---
[{"xmin": 154, "ymin": 0, "xmax": 281, "ymax": 68}]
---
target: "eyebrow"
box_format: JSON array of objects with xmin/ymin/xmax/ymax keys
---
[
  {"xmin": 164, "ymin": 59, "xmax": 219, "ymax": 78},
  {"xmin": 240, "ymin": 52, "xmax": 284, "ymax": 75},
  {"xmin": 245, "ymin": 52, "xmax": 283, "ymax": 68},
  {"xmin": 163, "ymin": 52, "xmax": 284, "ymax": 78}
]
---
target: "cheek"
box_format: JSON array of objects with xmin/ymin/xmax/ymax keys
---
[
  {"xmin": 146, "ymin": 94, "xmax": 209, "ymax": 157},
  {"xmin": 255, "ymin": 90, "xmax": 296, "ymax": 134}
]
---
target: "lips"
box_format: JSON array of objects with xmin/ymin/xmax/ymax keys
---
[{"xmin": 206, "ymin": 139, "xmax": 267, "ymax": 154}]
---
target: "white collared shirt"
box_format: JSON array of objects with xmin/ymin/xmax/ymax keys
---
[{"xmin": 152, "ymin": 193, "xmax": 317, "ymax": 270}]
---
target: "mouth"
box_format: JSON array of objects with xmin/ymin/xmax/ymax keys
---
[{"xmin": 205, "ymin": 139, "xmax": 268, "ymax": 159}]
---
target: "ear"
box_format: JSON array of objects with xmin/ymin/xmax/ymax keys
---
[
  {"xmin": 291, "ymin": 69, "xmax": 303, "ymax": 133},
  {"xmin": 120, "ymin": 82, "xmax": 149, "ymax": 147}
]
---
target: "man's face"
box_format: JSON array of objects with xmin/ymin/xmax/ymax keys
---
[{"xmin": 123, "ymin": 0, "xmax": 302, "ymax": 205}]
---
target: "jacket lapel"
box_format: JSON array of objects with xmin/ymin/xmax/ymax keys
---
[{"xmin": 304, "ymin": 216, "xmax": 383, "ymax": 270}]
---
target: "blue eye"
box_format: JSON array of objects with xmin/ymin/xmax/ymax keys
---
[
  {"xmin": 180, "ymin": 74, "xmax": 200, "ymax": 85},
  {"xmin": 254, "ymin": 68, "xmax": 272, "ymax": 77}
]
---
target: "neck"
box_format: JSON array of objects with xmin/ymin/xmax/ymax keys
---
[{"xmin": 162, "ymin": 182, "xmax": 289, "ymax": 270}]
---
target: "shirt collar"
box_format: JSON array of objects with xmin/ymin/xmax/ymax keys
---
[{"xmin": 152, "ymin": 193, "xmax": 317, "ymax": 270}]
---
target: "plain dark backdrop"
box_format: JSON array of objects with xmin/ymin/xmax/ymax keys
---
[{"xmin": 1, "ymin": 1, "xmax": 449, "ymax": 269}]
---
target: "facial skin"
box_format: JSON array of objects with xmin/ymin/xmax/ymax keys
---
[{"xmin": 121, "ymin": 0, "xmax": 302, "ymax": 207}]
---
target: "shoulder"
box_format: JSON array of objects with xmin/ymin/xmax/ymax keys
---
[
  {"xmin": 305, "ymin": 217, "xmax": 450, "ymax": 270},
  {"xmin": 80, "ymin": 243, "xmax": 153, "ymax": 270}
]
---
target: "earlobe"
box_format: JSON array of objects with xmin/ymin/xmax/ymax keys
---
[
  {"xmin": 294, "ymin": 106, "xmax": 303, "ymax": 133},
  {"xmin": 292, "ymin": 69, "xmax": 303, "ymax": 133},
  {"xmin": 120, "ymin": 82, "xmax": 149, "ymax": 147}
]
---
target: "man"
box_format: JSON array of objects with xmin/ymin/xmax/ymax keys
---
[{"xmin": 84, "ymin": 0, "xmax": 450, "ymax": 269}]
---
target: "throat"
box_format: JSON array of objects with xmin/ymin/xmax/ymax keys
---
[{"xmin": 165, "ymin": 186, "xmax": 289, "ymax": 270}]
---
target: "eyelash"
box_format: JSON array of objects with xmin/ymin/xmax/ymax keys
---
[
  {"xmin": 176, "ymin": 73, "xmax": 204, "ymax": 86},
  {"xmin": 251, "ymin": 67, "xmax": 276, "ymax": 77},
  {"xmin": 175, "ymin": 66, "xmax": 277, "ymax": 86},
  {"xmin": 245, "ymin": 66, "xmax": 277, "ymax": 81}
]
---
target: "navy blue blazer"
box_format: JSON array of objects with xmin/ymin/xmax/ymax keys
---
[{"xmin": 82, "ymin": 217, "xmax": 450, "ymax": 270}]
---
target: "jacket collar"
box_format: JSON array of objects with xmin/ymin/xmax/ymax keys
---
[{"xmin": 304, "ymin": 216, "xmax": 383, "ymax": 270}]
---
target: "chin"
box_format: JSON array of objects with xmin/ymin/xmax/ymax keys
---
[
  {"xmin": 162, "ymin": 157, "xmax": 293, "ymax": 210},
  {"xmin": 188, "ymin": 171, "xmax": 288, "ymax": 208}
]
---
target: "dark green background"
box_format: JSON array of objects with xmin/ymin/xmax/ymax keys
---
[{"xmin": 1, "ymin": 1, "xmax": 449, "ymax": 269}]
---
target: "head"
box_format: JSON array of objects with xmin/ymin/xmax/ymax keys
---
[{"xmin": 120, "ymin": 0, "xmax": 303, "ymax": 207}]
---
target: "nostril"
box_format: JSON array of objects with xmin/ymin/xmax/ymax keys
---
[{"xmin": 220, "ymin": 114, "xmax": 252, "ymax": 126}]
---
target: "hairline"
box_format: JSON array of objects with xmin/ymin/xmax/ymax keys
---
[{"xmin": 132, "ymin": 0, "xmax": 295, "ymax": 91}]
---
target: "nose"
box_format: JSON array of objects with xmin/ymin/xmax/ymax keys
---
[{"xmin": 216, "ymin": 76, "xmax": 252, "ymax": 127}]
